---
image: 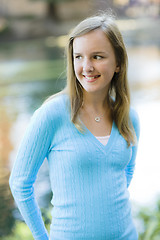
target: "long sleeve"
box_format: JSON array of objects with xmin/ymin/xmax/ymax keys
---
[
  {"xmin": 9, "ymin": 104, "xmax": 53, "ymax": 240},
  {"xmin": 125, "ymin": 109, "xmax": 140, "ymax": 188}
]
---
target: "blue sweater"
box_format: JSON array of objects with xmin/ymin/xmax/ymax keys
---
[{"xmin": 9, "ymin": 94, "xmax": 140, "ymax": 240}]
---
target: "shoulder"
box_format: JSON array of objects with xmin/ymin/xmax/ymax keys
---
[
  {"xmin": 129, "ymin": 107, "xmax": 140, "ymax": 140},
  {"xmin": 35, "ymin": 93, "xmax": 70, "ymax": 122},
  {"xmin": 129, "ymin": 108, "xmax": 139, "ymax": 126},
  {"xmin": 39, "ymin": 92, "xmax": 69, "ymax": 113},
  {"xmin": 43, "ymin": 92, "xmax": 70, "ymax": 110},
  {"xmin": 29, "ymin": 93, "xmax": 70, "ymax": 132}
]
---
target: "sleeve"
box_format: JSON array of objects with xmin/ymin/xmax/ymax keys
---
[
  {"xmin": 125, "ymin": 109, "xmax": 140, "ymax": 188},
  {"xmin": 9, "ymin": 104, "xmax": 53, "ymax": 240}
]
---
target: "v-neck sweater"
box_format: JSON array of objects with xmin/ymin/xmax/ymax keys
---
[
  {"xmin": 9, "ymin": 94, "xmax": 140, "ymax": 240},
  {"xmin": 95, "ymin": 135, "xmax": 110, "ymax": 145}
]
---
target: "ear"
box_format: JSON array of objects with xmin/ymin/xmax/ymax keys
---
[{"xmin": 115, "ymin": 66, "xmax": 120, "ymax": 73}]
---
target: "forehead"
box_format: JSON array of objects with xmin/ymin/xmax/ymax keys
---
[{"xmin": 73, "ymin": 28, "xmax": 113, "ymax": 53}]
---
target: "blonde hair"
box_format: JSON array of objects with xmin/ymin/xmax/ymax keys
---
[
  {"xmin": 66, "ymin": 11, "xmax": 136, "ymax": 146},
  {"xmin": 46, "ymin": 11, "xmax": 136, "ymax": 146}
]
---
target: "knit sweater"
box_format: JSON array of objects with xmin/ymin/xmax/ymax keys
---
[{"xmin": 9, "ymin": 94, "xmax": 140, "ymax": 240}]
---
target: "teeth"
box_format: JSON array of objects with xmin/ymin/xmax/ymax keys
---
[{"xmin": 84, "ymin": 75, "xmax": 99, "ymax": 79}]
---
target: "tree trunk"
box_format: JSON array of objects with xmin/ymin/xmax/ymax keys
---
[{"xmin": 47, "ymin": 2, "xmax": 58, "ymax": 20}]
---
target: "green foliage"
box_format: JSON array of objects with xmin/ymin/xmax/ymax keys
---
[
  {"xmin": 1, "ymin": 221, "xmax": 34, "ymax": 240},
  {"xmin": 0, "ymin": 208, "xmax": 51, "ymax": 240},
  {"xmin": 0, "ymin": 59, "xmax": 65, "ymax": 86},
  {"xmin": 0, "ymin": 183, "xmax": 15, "ymax": 237},
  {"xmin": 1, "ymin": 201, "xmax": 160, "ymax": 239},
  {"xmin": 41, "ymin": 207, "xmax": 52, "ymax": 231},
  {"xmin": 137, "ymin": 199, "xmax": 160, "ymax": 240}
]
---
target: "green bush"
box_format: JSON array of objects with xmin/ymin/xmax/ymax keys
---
[
  {"xmin": 0, "ymin": 208, "xmax": 51, "ymax": 240},
  {"xmin": 137, "ymin": 199, "xmax": 160, "ymax": 240},
  {"xmin": 1, "ymin": 201, "xmax": 160, "ymax": 240},
  {"xmin": 1, "ymin": 221, "xmax": 34, "ymax": 240}
]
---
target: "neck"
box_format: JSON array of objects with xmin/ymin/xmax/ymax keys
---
[{"xmin": 82, "ymin": 92, "xmax": 108, "ymax": 112}]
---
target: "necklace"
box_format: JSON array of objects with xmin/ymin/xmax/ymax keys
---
[
  {"xmin": 82, "ymin": 102, "xmax": 106, "ymax": 123},
  {"xmin": 95, "ymin": 114, "xmax": 105, "ymax": 122}
]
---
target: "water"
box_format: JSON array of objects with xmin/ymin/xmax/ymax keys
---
[
  {"xmin": 0, "ymin": 19, "xmax": 160, "ymax": 236},
  {"xmin": 0, "ymin": 38, "xmax": 67, "ymax": 236}
]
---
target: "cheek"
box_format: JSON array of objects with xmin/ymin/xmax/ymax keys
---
[
  {"xmin": 73, "ymin": 61, "xmax": 81, "ymax": 76},
  {"xmin": 100, "ymin": 61, "xmax": 116, "ymax": 75}
]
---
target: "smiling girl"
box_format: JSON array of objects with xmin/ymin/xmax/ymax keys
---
[{"xmin": 9, "ymin": 11, "xmax": 140, "ymax": 240}]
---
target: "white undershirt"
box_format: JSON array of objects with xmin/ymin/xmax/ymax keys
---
[{"xmin": 95, "ymin": 135, "xmax": 110, "ymax": 146}]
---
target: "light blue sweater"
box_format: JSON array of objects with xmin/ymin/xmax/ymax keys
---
[{"xmin": 9, "ymin": 94, "xmax": 140, "ymax": 240}]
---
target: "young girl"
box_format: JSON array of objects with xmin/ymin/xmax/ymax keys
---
[{"xmin": 9, "ymin": 11, "xmax": 140, "ymax": 240}]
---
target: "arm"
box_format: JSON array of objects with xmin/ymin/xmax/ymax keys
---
[
  {"xmin": 125, "ymin": 109, "xmax": 140, "ymax": 188},
  {"xmin": 125, "ymin": 145, "xmax": 138, "ymax": 188},
  {"xmin": 9, "ymin": 104, "xmax": 53, "ymax": 240}
]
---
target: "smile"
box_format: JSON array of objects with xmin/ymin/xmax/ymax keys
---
[{"xmin": 83, "ymin": 75, "xmax": 100, "ymax": 82}]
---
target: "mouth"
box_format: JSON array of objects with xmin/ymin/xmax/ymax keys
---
[{"xmin": 83, "ymin": 75, "xmax": 100, "ymax": 82}]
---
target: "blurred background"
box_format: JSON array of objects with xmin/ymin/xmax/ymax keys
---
[{"xmin": 0, "ymin": 0, "xmax": 160, "ymax": 239}]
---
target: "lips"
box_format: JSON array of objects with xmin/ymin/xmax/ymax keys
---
[{"xmin": 83, "ymin": 75, "xmax": 100, "ymax": 82}]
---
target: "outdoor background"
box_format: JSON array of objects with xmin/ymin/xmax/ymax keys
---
[{"xmin": 0, "ymin": 0, "xmax": 160, "ymax": 239}]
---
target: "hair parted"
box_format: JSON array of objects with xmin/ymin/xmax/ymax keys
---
[
  {"xmin": 45, "ymin": 10, "xmax": 136, "ymax": 146},
  {"xmin": 65, "ymin": 11, "xmax": 136, "ymax": 146}
]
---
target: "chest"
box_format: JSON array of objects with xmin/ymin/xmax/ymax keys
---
[
  {"xmin": 47, "ymin": 118, "xmax": 132, "ymax": 174},
  {"xmin": 79, "ymin": 110, "xmax": 112, "ymax": 137}
]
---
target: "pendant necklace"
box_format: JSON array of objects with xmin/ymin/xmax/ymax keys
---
[
  {"xmin": 82, "ymin": 102, "xmax": 106, "ymax": 123},
  {"xmin": 95, "ymin": 114, "xmax": 104, "ymax": 122}
]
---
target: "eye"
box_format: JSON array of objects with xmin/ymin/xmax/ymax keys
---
[
  {"xmin": 74, "ymin": 55, "xmax": 82, "ymax": 60},
  {"xmin": 93, "ymin": 55, "xmax": 103, "ymax": 60}
]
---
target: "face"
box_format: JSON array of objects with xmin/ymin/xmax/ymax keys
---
[{"xmin": 73, "ymin": 28, "xmax": 119, "ymax": 96}]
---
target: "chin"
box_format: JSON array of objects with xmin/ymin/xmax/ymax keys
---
[{"xmin": 83, "ymin": 88, "xmax": 101, "ymax": 94}]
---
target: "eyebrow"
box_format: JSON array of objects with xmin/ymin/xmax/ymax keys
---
[{"xmin": 73, "ymin": 51, "xmax": 107, "ymax": 55}]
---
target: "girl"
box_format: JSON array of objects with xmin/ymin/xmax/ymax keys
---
[{"xmin": 9, "ymin": 11, "xmax": 140, "ymax": 240}]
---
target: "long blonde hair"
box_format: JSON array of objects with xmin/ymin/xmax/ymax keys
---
[
  {"xmin": 46, "ymin": 11, "xmax": 136, "ymax": 146},
  {"xmin": 66, "ymin": 12, "xmax": 136, "ymax": 146}
]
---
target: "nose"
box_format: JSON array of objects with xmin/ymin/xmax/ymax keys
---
[{"xmin": 82, "ymin": 58, "xmax": 94, "ymax": 72}]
